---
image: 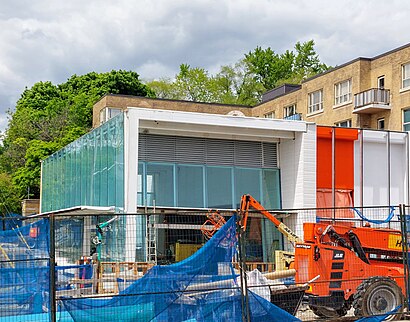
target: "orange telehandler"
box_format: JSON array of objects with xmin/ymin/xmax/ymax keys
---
[{"xmin": 239, "ymin": 194, "xmax": 406, "ymax": 320}]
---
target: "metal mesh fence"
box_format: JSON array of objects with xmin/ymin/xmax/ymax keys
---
[{"xmin": 0, "ymin": 205, "xmax": 409, "ymax": 321}]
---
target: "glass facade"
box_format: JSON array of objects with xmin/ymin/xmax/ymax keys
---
[
  {"xmin": 138, "ymin": 162, "xmax": 281, "ymax": 209},
  {"xmin": 41, "ymin": 113, "xmax": 124, "ymax": 212}
]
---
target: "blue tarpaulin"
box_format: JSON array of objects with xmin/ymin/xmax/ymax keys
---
[{"xmin": 61, "ymin": 215, "xmax": 301, "ymax": 321}]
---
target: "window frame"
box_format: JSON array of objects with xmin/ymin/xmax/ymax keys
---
[
  {"xmin": 377, "ymin": 118, "xmax": 385, "ymax": 130},
  {"xmin": 264, "ymin": 112, "xmax": 276, "ymax": 119},
  {"xmin": 283, "ymin": 104, "xmax": 296, "ymax": 118},
  {"xmin": 378, "ymin": 76, "xmax": 385, "ymax": 89},
  {"xmin": 334, "ymin": 79, "xmax": 352, "ymax": 106},
  {"xmin": 335, "ymin": 119, "xmax": 352, "ymax": 128},
  {"xmin": 403, "ymin": 109, "xmax": 410, "ymax": 131},
  {"xmin": 308, "ymin": 89, "xmax": 323, "ymax": 114},
  {"xmin": 402, "ymin": 63, "xmax": 410, "ymax": 89}
]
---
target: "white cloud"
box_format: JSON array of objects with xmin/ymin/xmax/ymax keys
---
[{"xmin": 1, "ymin": 0, "xmax": 410, "ymax": 133}]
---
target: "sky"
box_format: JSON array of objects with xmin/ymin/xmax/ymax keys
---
[{"xmin": 1, "ymin": 0, "xmax": 410, "ymax": 133}]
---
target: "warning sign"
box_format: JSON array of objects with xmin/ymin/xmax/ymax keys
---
[{"xmin": 388, "ymin": 234, "xmax": 403, "ymax": 250}]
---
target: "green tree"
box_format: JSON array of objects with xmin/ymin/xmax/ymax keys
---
[
  {"xmin": 173, "ymin": 64, "xmax": 214, "ymax": 102},
  {"xmin": 0, "ymin": 173, "xmax": 21, "ymax": 215},
  {"xmin": 0, "ymin": 70, "xmax": 153, "ymax": 209},
  {"xmin": 147, "ymin": 40, "xmax": 328, "ymax": 106},
  {"xmin": 245, "ymin": 40, "xmax": 329, "ymax": 90}
]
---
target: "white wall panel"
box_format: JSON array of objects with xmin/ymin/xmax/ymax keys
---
[
  {"xmin": 280, "ymin": 123, "xmax": 316, "ymax": 249},
  {"xmin": 354, "ymin": 131, "xmax": 409, "ymax": 209}
]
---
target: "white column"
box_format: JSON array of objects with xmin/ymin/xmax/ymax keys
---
[{"xmin": 124, "ymin": 109, "xmax": 139, "ymax": 261}]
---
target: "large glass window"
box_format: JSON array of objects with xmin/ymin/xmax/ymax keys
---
[
  {"xmin": 262, "ymin": 169, "xmax": 281, "ymax": 209},
  {"xmin": 334, "ymin": 79, "xmax": 352, "ymax": 105},
  {"xmin": 177, "ymin": 165, "xmax": 204, "ymax": 207},
  {"xmin": 207, "ymin": 167, "xmax": 233, "ymax": 208},
  {"xmin": 402, "ymin": 63, "xmax": 410, "ymax": 89},
  {"xmin": 308, "ymin": 89, "xmax": 323, "ymax": 114},
  {"xmin": 146, "ymin": 163, "xmax": 174, "ymax": 207},
  {"xmin": 138, "ymin": 162, "xmax": 280, "ymax": 209},
  {"xmin": 41, "ymin": 113, "xmax": 124, "ymax": 212},
  {"xmin": 234, "ymin": 168, "xmax": 261, "ymax": 207}
]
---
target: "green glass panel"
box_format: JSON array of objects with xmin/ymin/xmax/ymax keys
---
[
  {"xmin": 146, "ymin": 163, "xmax": 174, "ymax": 207},
  {"xmin": 262, "ymin": 169, "xmax": 281, "ymax": 209},
  {"xmin": 41, "ymin": 113, "xmax": 124, "ymax": 212},
  {"xmin": 207, "ymin": 166, "xmax": 233, "ymax": 208},
  {"xmin": 234, "ymin": 168, "xmax": 261, "ymax": 207},
  {"xmin": 177, "ymin": 165, "xmax": 204, "ymax": 208},
  {"xmin": 404, "ymin": 109, "xmax": 410, "ymax": 124}
]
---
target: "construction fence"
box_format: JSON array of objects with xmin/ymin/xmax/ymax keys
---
[{"xmin": 1, "ymin": 205, "xmax": 410, "ymax": 321}]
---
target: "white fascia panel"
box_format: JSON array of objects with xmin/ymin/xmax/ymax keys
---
[{"xmin": 127, "ymin": 107, "xmax": 307, "ymax": 141}]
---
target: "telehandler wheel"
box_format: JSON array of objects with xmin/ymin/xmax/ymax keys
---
[
  {"xmin": 353, "ymin": 276, "xmax": 404, "ymax": 321},
  {"xmin": 309, "ymin": 302, "xmax": 350, "ymax": 318}
]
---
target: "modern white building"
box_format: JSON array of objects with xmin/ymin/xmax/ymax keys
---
[
  {"xmin": 41, "ymin": 107, "xmax": 317, "ymax": 261},
  {"xmin": 41, "ymin": 105, "xmax": 410, "ymax": 263}
]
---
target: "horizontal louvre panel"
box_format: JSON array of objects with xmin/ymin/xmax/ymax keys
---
[
  {"xmin": 206, "ymin": 139, "xmax": 235, "ymax": 166},
  {"xmin": 262, "ymin": 142, "xmax": 278, "ymax": 168},
  {"xmin": 234, "ymin": 141, "xmax": 263, "ymax": 168},
  {"xmin": 139, "ymin": 134, "xmax": 277, "ymax": 168},
  {"xmin": 140, "ymin": 134, "xmax": 176, "ymax": 162},
  {"xmin": 176, "ymin": 136, "xmax": 206, "ymax": 164}
]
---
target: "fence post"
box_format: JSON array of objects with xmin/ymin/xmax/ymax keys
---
[
  {"xmin": 49, "ymin": 214, "xmax": 57, "ymax": 322},
  {"xmin": 237, "ymin": 214, "xmax": 250, "ymax": 322},
  {"xmin": 399, "ymin": 204, "xmax": 409, "ymax": 312}
]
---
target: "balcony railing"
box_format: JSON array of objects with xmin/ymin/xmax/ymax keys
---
[
  {"xmin": 354, "ymin": 88, "xmax": 390, "ymax": 110},
  {"xmin": 283, "ymin": 113, "xmax": 302, "ymax": 121}
]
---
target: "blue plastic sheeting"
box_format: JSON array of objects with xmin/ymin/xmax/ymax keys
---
[
  {"xmin": 61, "ymin": 215, "xmax": 300, "ymax": 321},
  {"xmin": 352, "ymin": 207, "xmax": 395, "ymax": 224},
  {"xmin": 0, "ymin": 219, "xmax": 50, "ymax": 318},
  {"xmin": 0, "ymin": 214, "xmax": 22, "ymax": 231},
  {"xmin": 354, "ymin": 306, "xmax": 401, "ymax": 322}
]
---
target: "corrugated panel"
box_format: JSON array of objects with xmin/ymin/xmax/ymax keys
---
[
  {"xmin": 138, "ymin": 133, "xmax": 147, "ymax": 160},
  {"xmin": 206, "ymin": 138, "xmax": 235, "ymax": 166},
  {"xmin": 140, "ymin": 134, "xmax": 176, "ymax": 162},
  {"xmin": 176, "ymin": 136, "xmax": 206, "ymax": 164},
  {"xmin": 234, "ymin": 141, "xmax": 263, "ymax": 167},
  {"xmin": 262, "ymin": 142, "xmax": 278, "ymax": 168},
  {"xmin": 138, "ymin": 134, "xmax": 278, "ymax": 168}
]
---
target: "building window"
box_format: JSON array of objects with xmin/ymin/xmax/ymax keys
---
[
  {"xmin": 403, "ymin": 109, "xmax": 410, "ymax": 131},
  {"xmin": 264, "ymin": 112, "xmax": 275, "ymax": 119},
  {"xmin": 100, "ymin": 107, "xmax": 122, "ymax": 124},
  {"xmin": 378, "ymin": 76, "xmax": 385, "ymax": 89},
  {"xmin": 308, "ymin": 89, "xmax": 323, "ymax": 114},
  {"xmin": 335, "ymin": 119, "xmax": 352, "ymax": 128},
  {"xmin": 283, "ymin": 104, "xmax": 296, "ymax": 117},
  {"xmin": 402, "ymin": 63, "xmax": 410, "ymax": 89},
  {"xmin": 334, "ymin": 79, "xmax": 352, "ymax": 105},
  {"xmin": 377, "ymin": 118, "xmax": 385, "ymax": 130},
  {"xmin": 138, "ymin": 162, "xmax": 280, "ymax": 209}
]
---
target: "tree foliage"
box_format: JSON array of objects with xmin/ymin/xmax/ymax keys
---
[
  {"xmin": 0, "ymin": 40, "xmax": 328, "ymax": 215},
  {"xmin": 0, "ymin": 70, "xmax": 153, "ymax": 212},
  {"xmin": 147, "ymin": 40, "xmax": 329, "ymax": 105}
]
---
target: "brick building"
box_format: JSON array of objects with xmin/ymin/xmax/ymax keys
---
[{"xmin": 93, "ymin": 43, "xmax": 410, "ymax": 131}]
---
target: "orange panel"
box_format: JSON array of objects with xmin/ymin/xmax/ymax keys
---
[{"xmin": 316, "ymin": 126, "xmax": 359, "ymax": 191}]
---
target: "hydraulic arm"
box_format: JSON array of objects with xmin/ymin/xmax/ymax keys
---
[{"xmin": 240, "ymin": 194, "xmax": 302, "ymax": 244}]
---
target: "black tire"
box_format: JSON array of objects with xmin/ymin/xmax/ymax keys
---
[
  {"xmin": 353, "ymin": 276, "xmax": 404, "ymax": 321},
  {"xmin": 309, "ymin": 300, "xmax": 351, "ymax": 318}
]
